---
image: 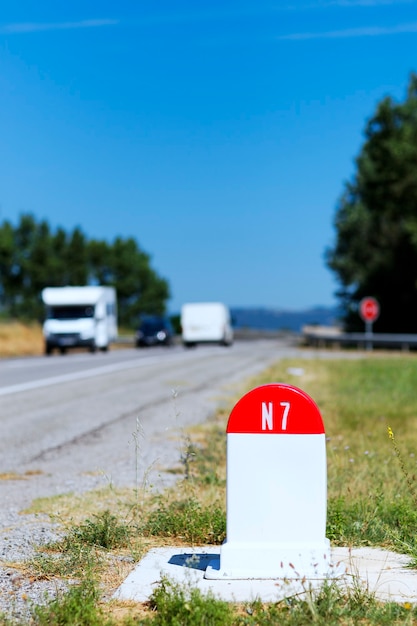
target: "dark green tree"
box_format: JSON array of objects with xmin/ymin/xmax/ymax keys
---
[
  {"xmin": 0, "ymin": 214, "xmax": 45, "ymax": 319},
  {"xmin": 26, "ymin": 219, "xmax": 56, "ymax": 319},
  {"xmin": 0, "ymin": 213, "xmax": 170, "ymax": 327},
  {"xmin": 87, "ymin": 238, "xmax": 113, "ymax": 285},
  {"xmin": 0, "ymin": 219, "xmax": 18, "ymax": 317},
  {"xmin": 109, "ymin": 236, "xmax": 170, "ymax": 328},
  {"xmin": 326, "ymin": 73, "xmax": 417, "ymax": 332},
  {"xmin": 65, "ymin": 227, "xmax": 88, "ymax": 285},
  {"xmin": 49, "ymin": 227, "xmax": 70, "ymax": 285}
]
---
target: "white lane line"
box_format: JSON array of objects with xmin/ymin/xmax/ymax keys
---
[{"xmin": 0, "ymin": 353, "xmax": 181, "ymax": 397}]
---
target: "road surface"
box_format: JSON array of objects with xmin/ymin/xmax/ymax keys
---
[{"xmin": 0, "ymin": 339, "xmax": 299, "ymax": 514}]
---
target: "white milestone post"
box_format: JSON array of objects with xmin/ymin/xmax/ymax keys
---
[{"xmin": 205, "ymin": 383, "xmax": 334, "ymax": 580}]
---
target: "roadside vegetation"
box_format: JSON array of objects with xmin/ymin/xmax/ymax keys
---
[
  {"xmin": 326, "ymin": 73, "xmax": 417, "ymax": 334},
  {"xmin": 0, "ymin": 321, "xmax": 44, "ymax": 357},
  {"xmin": 0, "ymin": 320, "xmax": 135, "ymax": 357},
  {"xmin": 4, "ymin": 349, "xmax": 417, "ymax": 623}
]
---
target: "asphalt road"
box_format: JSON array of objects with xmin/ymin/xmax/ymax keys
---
[{"xmin": 0, "ymin": 339, "xmax": 300, "ymax": 516}]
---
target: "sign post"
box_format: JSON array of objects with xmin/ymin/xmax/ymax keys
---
[
  {"xmin": 359, "ymin": 297, "xmax": 380, "ymax": 350},
  {"xmin": 205, "ymin": 383, "xmax": 336, "ymax": 580}
]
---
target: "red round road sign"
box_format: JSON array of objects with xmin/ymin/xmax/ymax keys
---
[
  {"xmin": 359, "ymin": 297, "xmax": 380, "ymax": 323},
  {"xmin": 226, "ymin": 383, "xmax": 325, "ymax": 435}
]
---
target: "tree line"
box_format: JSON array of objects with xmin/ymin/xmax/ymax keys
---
[
  {"xmin": 0, "ymin": 213, "xmax": 170, "ymax": 328},
  {"xmin": 327, "ymin": 73, "xmax": 417, "ymax": 333}
]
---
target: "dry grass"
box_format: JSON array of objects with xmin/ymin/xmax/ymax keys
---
[
  {"xmin": 0, "ymin": 320, "xmax": 134, "ymax": 357},
  {"xmin": 0, "ymin": 320, "xmax": 44, "ymax": 357}
]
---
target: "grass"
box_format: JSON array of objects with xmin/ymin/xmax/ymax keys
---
[
  {"xmin": 0, "ymin": 320, "xmax": 44, "ymax": 357},
  {"xmin": 142, "ymin": 577, "xmax": 417, "ymax": 625},
  {"xmin": 32, "ymin": 579, "xmax": 113, "ymax": 626},
  {"xmin": 140, "ymin": 495, "xmax": 226, "ymax": 544},
  {"xmin": 6, "ymin": 350, "xmax": 417, "ymax": 623},
  {"xmin": 0, "ymin": 320, "xmax": 133, "ymax": 356}
]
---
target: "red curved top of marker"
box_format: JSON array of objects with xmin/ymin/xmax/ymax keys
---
[{"xmin": 226, "ymin": 383, "xmax": 325, "ymax": 434}]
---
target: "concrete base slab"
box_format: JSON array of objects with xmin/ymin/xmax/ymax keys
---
[{"xmin": 113, "ymin": 545, "xmax": 417, "ymax": 604}]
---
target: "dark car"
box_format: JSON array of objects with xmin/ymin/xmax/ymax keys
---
[{"xmin": 135, "ymin": 316, "xmax": 174, "ymax": 347}]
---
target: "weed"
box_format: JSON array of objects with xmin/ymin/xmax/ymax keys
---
[
  {"xmin": 238, "ymin": 581, "xmax": 417, "ymax": 625},
  {"xmin": 188, "ymin": 427, "xmax": 226, "ymax": 488},
  {"xmin": 30, "ymin": 540, "xmax": 104, "ymax": 581},
  {"xmin": 326, "ymin": 496, "xmax": 346, "ymax": 542},
  {"xmin": 66, "ymin": 510, "xmax": 131, "ymax": 550},
  {"xmin": 141, "ymin": 496, "xmax": 226, "ymax": 544},
  {"xmin": 29, "ymin": 510, "xmax": 131, "ymax": 581},
  {"xmin": 180, "ymin": 436, "xmax": 196, "ymax": 481},
  {"xmin": 388, "ymin": 426, "xmax": 417, "ymax": 508},
  {"xmin": 144, "ymin": 577, "xmax": 234, "ymax": 626},
  {"xmin": 32, "ymin": 578, "xmax": 112, "ymax": 626},
  {"xmin": 131, "ymin": 416, "xmax": 147, "ymax": 517},
  {"xmin": 132, "ymin": 576, "xmax": 417, "ymax": 626}
]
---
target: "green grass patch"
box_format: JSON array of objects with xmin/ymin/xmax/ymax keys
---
[
  {"xmin": 67, "ymin": 510, "xmax": 132, "ymax": 549},
  {"xmin": 29, "ymin": 510, "xmax": 134, "ymax": 581},
  {"xmin": 138, "ymin": 575, "xmax": 417, "ymax": 626},
  {"xmin": 141, "ymin": 496, "xmax": 226, "ymax": 544},
  {"xmin": 144, "ymin": 577, "xmax": 234, "ymax": 625},
  {"xmin": 32, "ymin": 579, "xmax": 113, "ymax": 626}
]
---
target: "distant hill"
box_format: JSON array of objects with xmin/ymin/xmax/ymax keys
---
[{"xmin": 230, "ymin": 306, "xmax": 341, "ymax": 333}]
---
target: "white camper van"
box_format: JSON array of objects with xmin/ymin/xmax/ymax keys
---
[
  {"xmin": 42, "ymin": 286, "xmax": 117, "ymax": 355},
  {"xmin": 181, "ymin": 302, "xmax": 233, "ymax": 347}
]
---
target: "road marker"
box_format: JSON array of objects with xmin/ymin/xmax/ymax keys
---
[{"xmin": 205, "ymin": 383, "xmax": 338, "ymax": 580}]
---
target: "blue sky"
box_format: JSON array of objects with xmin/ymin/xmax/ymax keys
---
[{"xmin": 0, "ymin": 1, "xmax": 416, "ymax": 314}]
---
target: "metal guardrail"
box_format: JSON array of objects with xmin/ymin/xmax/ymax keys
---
[
  {"xmin": 303, "ymin": 331, "xmax": 417, "ymax": 351},
  {"xmin": 115, "ymin": 329, "xmax": 417, "ymax": 351}
]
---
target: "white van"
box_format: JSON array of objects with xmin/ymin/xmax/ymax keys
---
[
  {"xmin": 181, "ymin": 302, "xmax": 233, "ymax": 347},
  {"xmin": 42, "ymin": 286, "xmax": 118, "ymax": 355}
]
